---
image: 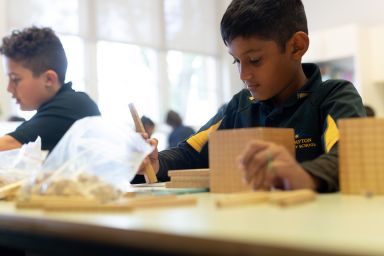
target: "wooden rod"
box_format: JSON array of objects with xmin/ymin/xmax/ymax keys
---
[{"xmin": 128, "ymin": 103, "xmax": 158, "ymax": 184}]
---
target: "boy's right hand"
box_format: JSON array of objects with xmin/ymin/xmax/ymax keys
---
[
  {"xmin": 138, "ymin": 138, "xmax": 160, "ymax": 175},
  {"xmin": 237, "ymin": 140, "xmax": 317, "ymax": 191}
]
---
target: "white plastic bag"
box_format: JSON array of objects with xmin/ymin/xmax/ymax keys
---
[
  {"xmin": 30, "ymin": 117, "xmax": 153, "ymax": 201},
  {"xmin": 0, "ymin": 137, "xmax": 46, "ymax": 187}
]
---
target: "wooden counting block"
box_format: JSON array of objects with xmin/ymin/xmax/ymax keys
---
[
  {"xmin": 16, "ymin": 195, "xmax": 98, "ymax": 209},
  {"xmin": 128, "ymin": 103, "xmax": 158, "ymax": 184},
  {"xmin": 168, "ymin": 169, "xmax": 210, "ymax": 177},
  {"xmin": 165, "ymin": 180, "xmax": 209, "ymax": 189},
  {"xmin": 339, "ymin": 118, "xmax": 384, "ymax": 195},
  {"xmin": 209, "ymin": 128, "xmax": 295, "ymax": 193},
  {"xmin": 0, "ymin": 180, "xmax": 24, "ymax": 200},
  {"xmin": 129, "ymin": 196, "xmax": 197, "ymax": 209},
  {"xmin": 17, "ymin": 194, "xmax": 197, "ymax": 212},
  {"xmin": 215, "ymin": 192, "xmax": 269, "ymax": 208},
  {"xmin": 269, "ymin": 189, "xmax": 316, "ymax": 207},
  {"xmin": 167, "ymin": 168, "xmax": 210, "ymax": 189}
]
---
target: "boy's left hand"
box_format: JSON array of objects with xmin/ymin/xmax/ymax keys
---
[{"xmin": 237, "ymin": 140, "xmax": 317, "ymax": 191}]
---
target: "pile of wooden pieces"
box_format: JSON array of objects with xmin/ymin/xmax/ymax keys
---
[
  {"xmin": 215, "ymin": 189, "xmax": 316, "ymax": 208},
  {"xmin": 166, "ymin": 169, "xmax": 210, "ymax": 189},
  {"xmin": 209, "ymin": 128, "xmax": 295, "ymax": 193},
  {"xmin": 339, "ymin": 118, "xmax": 384, "ymax": 195}
]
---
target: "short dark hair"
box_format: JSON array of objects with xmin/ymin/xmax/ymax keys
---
[
  {"xmin": 0, "ymin": 26, "xmax": 68, "ymax": 84},
  {"xmin": 141, "ymin": 115, "xmax": 155, "ymax": 127},
  {"xmin": 220, "ymin": 0, "xmax": 308, "ymax": 51},
  {"xmin": 166, "ymin": 110, "xmax": 183, "ymax": 128},
  {"xmin": 364, "ymin": 105, "xmax": 375, "ymax": 117}
]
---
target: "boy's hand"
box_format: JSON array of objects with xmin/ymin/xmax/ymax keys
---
[
  {"xmin": 237, "ymin": 140, "xmax": 316, "ymax": 191},
  {"xmin": 138, "ymin": 137, "xmax": 160, "ymax": 175}
]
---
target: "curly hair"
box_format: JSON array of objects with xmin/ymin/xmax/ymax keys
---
[
  {"xmin": 221, "ymin": 0, "xmax": 308, "ymax": 52},
  {"xmin": 0, "ymin": 26, "xmax": 68, "ymax": 84}
]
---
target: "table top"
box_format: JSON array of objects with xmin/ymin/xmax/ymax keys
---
[{"xmin": 1, "ymin": 192, "xmax": 384, "ymax": 256}]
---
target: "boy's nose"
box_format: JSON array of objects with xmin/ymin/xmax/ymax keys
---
[
  {"xmin": 7, "ymin": 82, "xmax": 14, "ymax": 93},
  {"xmin": 239, "ymin": 64, "xmax": 252, "ymax": 81}
]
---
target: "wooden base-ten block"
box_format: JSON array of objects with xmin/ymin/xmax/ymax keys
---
[
  {"xmin": 168, "ymin": 169, "xmax": 210, "ymax": 177},
  {"xmin": 16, "ymin": 194, "xmax": 197, "ymax": 212},
  {"xmin": 0, "ymin": 180, "xmax": 24, "ymax": 200},
  {"xmin": 128, "ymin": 103, "xmax": 158, "ymax": 184},
  {"xmin": 339, "ymin": 118, "xmax": 384, "ymax": 195},
  {"xmin": 166, "ymin": 169, "xmax": 210, "ymax": 189},
  {"xmin": 215, "ymin": 192, "xmax": 269, "ymax": 208},
  {"xmin": 209, "ymin": 128, "xmax": 295, "ymax": 193},
  {"xmin": 215, "ymin": 189, "xmax": 315, "ymax": 208},
  {"xmin": 269, "ymin": 189, "xmax": 316, "ymax": 207},
  {"xmin": 165, "ymin": 180, "xmax": 209, "ymax": 189}
]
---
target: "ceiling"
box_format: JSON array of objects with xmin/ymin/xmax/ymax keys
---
[{"xmin": 303, "ymin": 0, "xmax": 384, "ymax": 31}]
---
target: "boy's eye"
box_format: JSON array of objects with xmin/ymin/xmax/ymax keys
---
[
  {"xmin": 250, "ymin": 58, "xmax": 261, "ymax": 64},
  {"xmin": 11, "ymin": 78, "xmax": 20, "ymax": 85},
  {"xmin": 232, "ymin": 58, "xmax": 239, "ymax": 64}
]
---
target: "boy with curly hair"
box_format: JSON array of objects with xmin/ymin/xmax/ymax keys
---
[{"xmin": 0, "ymin": 26, "xmax": 100, "ymax": 151}]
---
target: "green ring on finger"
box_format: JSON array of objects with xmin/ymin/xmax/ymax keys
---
[{"xmin": 267, "ymin": 151, "xmax": 275, "ymax": 176}]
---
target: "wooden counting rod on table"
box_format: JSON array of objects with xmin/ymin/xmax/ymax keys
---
[
  {"xmin": 0, "ymin": 180, "xmax": 24, "ymax": 199},
  {"xmin": 128, "ymin": 103, "xmax": 158, "ymax": 184},
  {"xmin": 270, "ymin": 189, "xmax": 316, "ymax": 207},
  {"xmin": 215, "ymin": 192, "xmax": 269, "ymax": 208}
]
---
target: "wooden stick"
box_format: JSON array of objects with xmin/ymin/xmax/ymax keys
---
[
  {"xmin": 0, "ymin": 180, "xmax": 24, "ymax": 200},
  {"xmin": 129, "ymin": 197, "xmax": 197, "ymax": 209},
  {"xmin": 41, "ymin": 195, "xmax": 195, "ymax": 211},
  {"xmin": 16, "ymin": 195, "xmax": 97, "ymax": 209},
  {"xmin": 165, "ymin": 180, "xmax": 209, "ymax": 189},
  {"xmin": 168, "ymin": 169, "xmax": 210, "ymax": 177},
  {"xmin": 170, "ymin": 176, "xmax": 209, "ymax": 182},
  {"xmin": 270, "ymin": 189, "xmax": 316, "ymax": 207},
  {"xmin": 128, "ymin": 103, "xmax": 158, "ymax": 184},
  {"xmin": 215, "ymin": 192, "xmax": 269, "ymax": 208},
  {"xmin": 44, "ymin": 202, "xmax": 133, "ymax": 212}
]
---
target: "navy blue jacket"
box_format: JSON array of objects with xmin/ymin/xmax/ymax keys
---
[{"xmin": 157, "ymin": 63, "xmax": 365, "ymax": 192}]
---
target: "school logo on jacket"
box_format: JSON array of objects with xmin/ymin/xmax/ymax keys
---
[{"xmin": 295, "ymin": 134, "xmax": 317, "ymax": 149}]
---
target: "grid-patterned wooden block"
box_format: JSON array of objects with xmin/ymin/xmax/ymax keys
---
[
  {"xmin": 166, "ymin": 169, "xmax": 210, "ymax": 189},
  {"xmin": 339, "ymin": 118, "xmax": 384, "ymax": 195},
  {"xmin": 165, "ymin": 180, "xmax": 209, "ymax": 188},
  {"xmin": 168, "ymin": 169, "xmax": 210, "ymax": 177},
  {"xmin": 209, "ymin": 128, "xmax": 295, "ymax": 193}
]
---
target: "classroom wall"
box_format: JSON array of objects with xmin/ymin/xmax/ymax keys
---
[
  {"xmin": 223, "ymin": 0, "xmax": 384, "ymax": 116},
  {"xmin": 303, "ymin": 0, "xmax": 384, "ymax": 32},
  {"xmin": 0, "ymin": 0, "xmax": 12, "ymax": 119},
  {"xmin": 303, "ymin": 0, "xmax": 384, "ymax": 117},
  {"xmin": 1, "ymin": 0, "xmax": 384, "ymax": 118}
]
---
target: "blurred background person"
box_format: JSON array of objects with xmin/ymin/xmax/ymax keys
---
[
  {"xmin": 7, "ymin": 115, "xmax": 26, "ymax": 122},
  {"xmin": 364, "ymin": 105, "xmax": 375, "ymax": 117},
  {"xmin": 141, "ymin": 115, "xmax": 155, "ymax": 138},
  {"xmin": 166, "ymin": 110, "xmax": 195, "ymax": 148}
]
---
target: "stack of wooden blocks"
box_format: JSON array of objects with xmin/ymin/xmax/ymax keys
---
[
  {"xmin": 339, "ymin": 118, "xmax": 384, "ymax": 195},
  {"xmin": 166, "ymin": 168, "xmax": 210, "ymax": 188},
  {"xmin": 209, "ymin": 128, "xmax": 295, "ymax": 193}
]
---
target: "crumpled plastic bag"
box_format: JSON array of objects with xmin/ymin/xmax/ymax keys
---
[
  {"xmin": 0, "ymin": 137, "xmax": 46, "ymax": 187},
  {"xmin": 25, "ymin": 116, "xmax": 153, "ymax": 202}
]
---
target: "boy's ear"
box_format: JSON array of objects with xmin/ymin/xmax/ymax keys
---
[
  {"xmin": 43, "ymin": 70, "xmax": 59, "ymax": 88},
  {"xmin": 288, "ymin": 31, "xmax": 309, "ymax": 60}
]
